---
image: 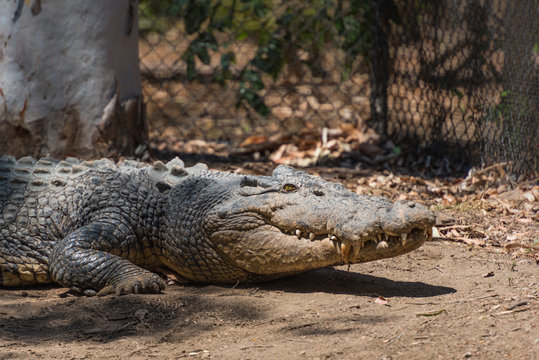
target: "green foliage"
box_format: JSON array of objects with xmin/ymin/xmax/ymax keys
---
[
  {"xmin": 139, "ymin": 0, "xmax": 389, "ymax": 115},
  {"xmin": 183, "ymin": 32, "xmax": 219, "ymax": 79},
  {"xmin": 139, "ymin": 0, "xmax": 188, "ymax": 33},
  {"xmin": 239, "ymin": 69, "xmax": 270, "ymax": 116}
]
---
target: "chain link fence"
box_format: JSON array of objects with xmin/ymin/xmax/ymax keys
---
[{"xmin": 139, "ymin": 0, "xmax": 538, "ymax": 179}]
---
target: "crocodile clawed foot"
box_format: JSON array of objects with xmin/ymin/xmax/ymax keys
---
[
  {"xmin": 97, "ymin": 273, "xmax": 166, "ymax": 296},
  {"xmin": 68, "ymin": 286, "xmax": 98, "ymax": 297}
]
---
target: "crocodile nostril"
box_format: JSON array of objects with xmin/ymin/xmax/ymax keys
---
[{"xmin": 313, "ymin": 189, "xmax": 324, "ymax": 196}]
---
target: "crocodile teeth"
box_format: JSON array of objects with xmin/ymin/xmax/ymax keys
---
[
  {"xmin": 309, "ymin": 232, "xmax": 315, "ymax": 240},
  {"xmin": 375, "ymin": 233, "xmax": 381, "ymax": 243},
  {"xmin": 401, "ymin": 233, "xmax": 408, "ymax": 245},
  {"xmin": 295, "ymin": 229, "xmax": 301, "ymax": 238},
  {"xmin": 353, "ymin": 245, "xmax": 361, "ymax": 257},
  {"xmin": 376, "ymin": 240, "xmax": 389, "ymax": 250},
  {"xmin": 427, "ymin": 227, "xmax": 433, "ymax": 237},
  {"xmin": 333, "ymin": 240, "xmax": 341, "ymax": 251},
  {"xmin": 341, "ymin": 243, "xmax": 351, "ymax": 264}
]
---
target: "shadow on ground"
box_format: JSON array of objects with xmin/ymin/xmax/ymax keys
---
[
  {"xmin": 0, "ymin": 290, "xmax": 263, "ymax": 343},
  {"xmin": 251, "ymin": 267, "xmax": 456, "ymax": 298}
]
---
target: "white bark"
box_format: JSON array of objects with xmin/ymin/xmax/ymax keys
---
[{"xmin": 0, "ymin": 0, "xmax": 145, "ymax": 157}]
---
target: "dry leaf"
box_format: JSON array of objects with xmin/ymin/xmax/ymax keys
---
[
  {"xmin": 465, "ymin": 238, "xmax": 486, "ymax": 246},
  {"xmin": 375, "ymin": 296, "xmax": 389, "ymax": 306},
  {"xmin": 531, "ymin": 187, "xmax": 539, "ymax": 200},
  {"xmin": 443, "ymin": 194, "xmax": 456, "ymax": 204},
  {"xmin": 240, "ymin": 135, "xmax": 268, "ymax": 147},
  {"xmin": 497, "ymin": 189, "xmax": 524, "ymax": 202}
]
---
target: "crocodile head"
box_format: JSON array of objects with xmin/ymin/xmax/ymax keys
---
[{"xmin": 163, "ymin": 165, "xmax": 435, "ymax": 282}]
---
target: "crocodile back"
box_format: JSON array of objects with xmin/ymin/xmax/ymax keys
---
[{"xmin": 0, "ymin": 156, "xmax": 200, "ymax": 286}]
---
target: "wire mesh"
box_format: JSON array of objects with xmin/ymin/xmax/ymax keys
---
[{"xmin": 139, "ymin": 0, "xmax": 538, "ymax": 179}]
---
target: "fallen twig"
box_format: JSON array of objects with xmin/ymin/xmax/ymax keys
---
[
  {"xmin": 494, "ymin": 306, "xmax": 533, "ymax": 316},
  {"xmin": 505, "ymin": 243, "xmax": 539, "ymax": 252},
  {"xmin": 471, "ymin": 162, "xmax": 508, "ymax": 178},
  {"xmin": 416, "ymin": 309, "xmax": 447, "ymax": 317},
  {"xmin": 384, "ymin": 333, "xmax": 403, "ymax": 345},
  {"xmin": 433, "ymin": 266, "xmax": 445, "ymax": 274},
  {"xmin": 437, "ymin": 224, "xmax": 474, "ymax": 230},
  {"xmin": 451, "ymin": 294, "xmax": 499, "ymax": 304},
  {"xmin": 241, "ymin": 345, "xmax": 275, "ymax": 349},
  {"xmin": 431, "ymin": 236, "xmax": 485, "ymax": 247},
  {"xmin": 83, "ymin": 321, "xmax": 138, "ymax": 335},
  {"xmin": 506, "ymin": 300, "xmax": 529, "ymax": 311}
]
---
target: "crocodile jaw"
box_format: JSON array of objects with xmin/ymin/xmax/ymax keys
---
[{"xmin": 211, "ymin": 224, "xmax": 432, "ymax": 277}]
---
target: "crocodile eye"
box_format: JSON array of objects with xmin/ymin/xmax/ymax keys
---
[{"xmin": 282, "ymin": 183, "xmax": 298, "ymax": 193}]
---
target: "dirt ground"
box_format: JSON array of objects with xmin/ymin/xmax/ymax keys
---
[
  {"xmin": 0, "ymin": 241, "xmax": 537, "ymax": 360},
  {"xmin": 1, "ymin": 158, "xmax": 538, "ymax": 360}
]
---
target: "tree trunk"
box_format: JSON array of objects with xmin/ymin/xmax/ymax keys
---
[{"xmin": 0, "ymin": 0, "xmax": 146, "ymax": 158}]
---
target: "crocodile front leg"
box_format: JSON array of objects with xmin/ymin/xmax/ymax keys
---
[{"xmin": 49, "ymin": 221, "xmax": 165, "ymax": 296}]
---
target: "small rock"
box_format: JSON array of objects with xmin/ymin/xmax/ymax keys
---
[{"xmin": 463, "ymin": 352, "xmax": 472, "ymax": 358}]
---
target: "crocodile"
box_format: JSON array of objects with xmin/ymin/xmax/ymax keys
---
[{"xmin": 0, "ymin": 156, "xmax": 435, "ymax": 296}]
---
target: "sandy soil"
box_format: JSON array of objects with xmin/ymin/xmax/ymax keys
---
[{"xmin": 1, "ymin": 240, "xmax": 537, "ymax": 360}]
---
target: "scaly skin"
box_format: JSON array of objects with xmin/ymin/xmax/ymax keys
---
[{"xmin": 0, "ymin": 156, "xmax": 435, "ymax": 296}]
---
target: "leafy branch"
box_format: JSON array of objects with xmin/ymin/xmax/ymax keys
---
[{"xmin": 140, "ymin": 0, "xmax": 392, "ymax": 115}]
